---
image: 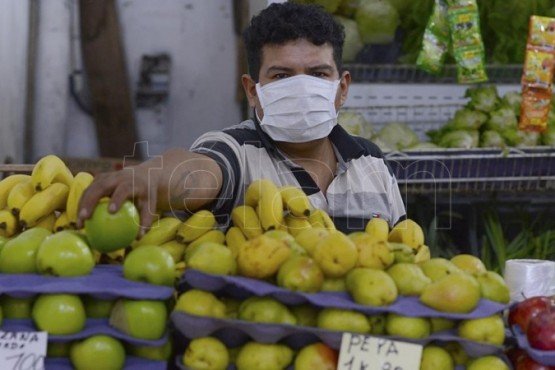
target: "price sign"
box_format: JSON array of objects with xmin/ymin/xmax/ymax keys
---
[
  {"xmin": 0, "ymin": 331, "xmax": 47, "ymax": 370},
  {"xmin": 337, "ymin": 333, "xmax": 423, "ymax": 370}
]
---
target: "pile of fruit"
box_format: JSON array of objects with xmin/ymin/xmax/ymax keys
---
[
  {"xmin": 0, "ymin": 155, "xmax": 176, "ymax": 370},
  {"xmin": 170, "ymin": 179, "xmax": 513, "ymax": 370}
]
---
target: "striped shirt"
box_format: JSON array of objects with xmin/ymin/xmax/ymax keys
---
[{"xmin": 190, "ymin": 119, "xmax": 406, "ymax": 233}]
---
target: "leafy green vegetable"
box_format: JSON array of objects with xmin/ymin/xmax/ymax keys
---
[
  {"xmin": 501, "ymin": 91, "xmax": 522, "ymax": 116},
  {"xmin": 503, "ymin": 129, "xmax": 540, "ymax": 147},
  {"xmin": 480, "ymin": 130, "xmax": 506, "ymax": 148},
  {"xmin": 437, "ymin": 129, "xmax": 479, "ymax": 148},
  {"xmin": 465, "ymin": 85, "xmax": 500, "ymax": 113},
  {"xmin": 483, "ymin": 106, "xmax": 518, "ymax": 132},
  {"xmin": 355, "ymin": 0, "xmax": 400, "ymax": 44},
  {"xmin": 450, "ymin": 108, "xmax": 488, "ymax": 130},
  {"xmin": 338, "ymin": 110, "xmax": 372, "ymax": 138},
  {"xmin": 376, "ymin": 121, "xmax": 420, "ymax": 150}
]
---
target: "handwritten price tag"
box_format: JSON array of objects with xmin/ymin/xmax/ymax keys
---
[
  {"xmin": 338, "ymin": 333, "xmax": 423, "ymax": 370},
  {"xmin": 0, "ymin": 331, "xmax": 47, "ymax": 370}
]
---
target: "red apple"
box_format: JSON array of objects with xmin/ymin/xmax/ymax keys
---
[
  {"xmin": 527, "ymin": 309, "xmax": 555, "ymax": 350},
  {"xmin": 509, "ymin": 296, "xmax": 554, "ymax": 333},
  {"xmin": 506, "ymin": 346, "xmax": 527, "ymax": 368},
  {"xmin": 294, "ymin": 342, "xmax": 338, "ymax": 370},
  {"xmin": 515, "ymin": 353, "xmax": 555, "ymax": 370}
]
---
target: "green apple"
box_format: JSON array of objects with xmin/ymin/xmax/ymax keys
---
[
  {"xmin": 450, "ymin": 254, "xmax": 487, "ymax": 276},
  {"xmin": 317, "ymin": 308, "xmax": 370, "ymax": 334},
  {"xmin": 85, "ymin": 199, "xmax": 140, "ymax": 253},
  {"xmin": 475, "ymin": 271, "xmax": 510, "ymax": 304},
  {"xmin": 36, "ymin": 230, "xmax": 95, "ymax": 277},
  {"xmin": 0, "ymin": 295, "xmax": 34, "ymax": 319},
  {"xmin": 70, "ymin": 335, "xmax": 125, "ymax": 370},
  {"xmin": 123, "ymin": 245, "xmax": 175, "ymax": 286},
  {"xmin": 294, "ymin": 342, "xmax": 338, "ymax": 370},
  {"xmin": 386, "ymin": 262, "xmax": 431, "ymax": 296},
  {"xmin": 345, "ymin": 267, "xmax": 398, "ymax": 306},
  {"xmin": 82, "ymin": 295, "xmax": 116, "ymax": 318},
  {"xmin": 420, "ymin": 345, "xmax": 454, "ymax": 370},
  {"xmin": 385, "ymin": 313, "xmax": 431, "ymax": 339},
  {"xmin": 173, "ymin": 289, "xmax": 226, "ymax": 318},
  {"xmin": 457, "ymin": 314, "xmax": 505, "ymax": 345},
  {"xmin": 238, "ymin": 296, "xmax": 296, "ymax": 325},
  {"xmin": 109, "ymin": 298, "xmax": 168, "ymax": 340},
  {"xmin": 183, "ymin": 336, "xmax": 229, "ymax": 370},
  {"xmin": 418, "ymin": 258, "xmax": 463, "ymax": 282},
  {"xmin": 185, "ymin": 241, "xmax": 237, "ymax": 275},
  {"xmin": 47, "ymin": 341, "xmax": 72, "ymax": 357},
  {"xmin": 0, "ymin": 228, "xmax": 51, "ymax": 273},
  {"xmin": 235, "ymin": 341, "xmax": 293, "ymax": 370},
  {"xmin": 32, "ymin": 294, "xmax": 86, "ymax": 335},
  {"xmin": 127, "ymin": 338, "xmax": 173, "ymax": 361},
  {"xmin": 276, "ymin": 255, "xmax": 324, "ymax": 292},
  {"xmin": 467, "ymin": 355, "xmax": 509, "ymax": 370}
]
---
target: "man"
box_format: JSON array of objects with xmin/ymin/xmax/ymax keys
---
[{"xmin": 77, "ymin": 2, "xmax": 406, "ymax": 233}]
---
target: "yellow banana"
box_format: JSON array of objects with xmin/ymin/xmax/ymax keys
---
[
  {"xmin": 53, "ymin": 211, "xmax": 71, "ymax": 232},
  {"xmin": 225, "ymin": 226, "xmax": 247, "ymax": 257},
  {"xmin": 105, "ymin": 248, "xmax": 126, "ymax": 264},
  {"xmin": 176, "ymin": 210, "xmax": 216, "ymax": 243},
  {"xmin": 231, "ymin": 205, "xmax": 263, "ymax": 239},
  {"xmin": 0, "ymin": 209, "xmax": 18, "ymax": 237},
  {"xmin": 284, "ymin": 214, "xmax": 312, "ymax": 237},
  {"xmin": 135, "ymin": 216, "xmax": 182, "ymax": 247},
  {"xmin": 187, "ymin": 229, "xmax": 226, "ymax": 250},
  {"xmin": 279, "ymin": 185, "xmax": 312, "ymax": 217},
  {"xmin": 32, "ymin": 213, "xmax": 57, "ymax": 232},
  {"xmin": 0, "ymin": 174, "xmax": 31, "ymax": 209},
  {"xmin": 7, "ymin": 179, "xmax": 35, "ymax": 216},
  {"xmin": 66, "ymin": 171, "xmax": 94, "ymax": 226},
  {"xmin": 388, "ymin": 219, "xmax": 425, "ymax": 250},
  {"xmin": 308, "ymin": 209, "xmax": 336, "ymax": 231},
  {"xmin": 365, "ymin": 217, "xmax": 390, "ymax": 242},
  {"xmin": 414, "ymin": 244, "xmax": 431, "ymax": 263},
  {"xmin": 245, "ymin": 179, "xmax": 283, "ymax": 231},
  {"xmin": 19, "ymin": 183, "xmax": 70, "ymax": 229},
  {"xmin": 31, "ymin": 154, "xmax": 74, "ymax": 191}
]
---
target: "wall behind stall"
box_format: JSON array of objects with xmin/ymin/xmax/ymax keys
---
[{"xmin": 1, "ymin": 0, "xmax": 243, "ymax": 164}]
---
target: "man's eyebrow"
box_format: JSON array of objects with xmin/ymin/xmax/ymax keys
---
[
  {"xmin": 307, "ymin": 64, "xmax": 334, "ymax": 72},
  {"xmin": 265, "ymin": 66, "xmax": 295, "ymax": 74}
]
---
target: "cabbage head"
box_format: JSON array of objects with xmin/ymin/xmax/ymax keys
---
[
  {"xmin": 501, "ymin": 91, "xmax": 522, "ymax": 116},
  {"xmin": 335, "ymin": 16, "xmax": 364, "ymax": 62},
  {"xmin": 502, "ymin": 129, "xmax": 540, "ymax": 147},
  {"xmin": 438, "ymin": 130, "xmax": 479, "ymax": 148},
  {"xmin": 480, "ymin": 130, "xmax": 506, "ymax": 148},
  {"xmin": 355, "ymin": 0, "xmax": 400, "ymax": 44},
  {"xmin": 483, "ymin": 106, "xmax": 518, "ymax": 132},
  {"xmin": 465, "ymin": 85, "xmax": 500, "ymax": 113},
  {"xmin": 376, "ymin": 122, "xmax": 420, "ymax": 150},
  {"xmin": 338, "ymin": 110, "xmax": 372, "ymax": 138},
  {"xmin": 450, "ymin": 108, "xmax": 488, "ymax": 130}
]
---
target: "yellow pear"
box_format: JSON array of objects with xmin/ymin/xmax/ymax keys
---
[
  {"xmin": 420, "ymin": 345, "xmax": 454, "ymax": 370},
  {"xmin": 458, "ymin": 315, "xmax": 505, "ymax": 345},
  {"xmin": 385, "ymin": 313, "xmax": 431, "ymax": 339},
  {"xmin": 450, "ymin": 254, "xmax": 487, "ymax": 276},
  {"xmin": 236, "ymin": 234, "xmax": 291, "ymax": 279},
  {"xmin": 386, "ymin": 262, "xmax": 431, "ymax": 296},
  {"xmin": 345, "ymin": 267, "xmax": 398, "ymax": 306},
  {"xmin": 476, "ymin": 271, "xmax": 510, "ymax": 304},
  {"xmin": 418, "ymin": 258, "xmax": 463, "ymax": 282},
  {"xmin": 294, "ymin": 227, "xmax": 329, "ymax": 256},
  {"xmin": 312, "ymin": 231, "xmax": 358, "ymax": 278},
  {"xmin": 350, "ymin": 233, "xmax": 394, "ymax": 270},
  {"xmin": 388, "ymin": 219, "xmax": 425, "ymax": 249},
  {"xmin": 420, "ymin": 273, "xmax": 481, "ymax": 313}
]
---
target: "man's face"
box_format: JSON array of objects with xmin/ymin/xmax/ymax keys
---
[{"xmin": 244, "ymin": 39, "xmax": 351, "ymax": 118}]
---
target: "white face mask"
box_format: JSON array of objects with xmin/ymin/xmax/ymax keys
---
[{"xmin": 255, "ymin": 75, "xmax": 340, "ymax": 143}]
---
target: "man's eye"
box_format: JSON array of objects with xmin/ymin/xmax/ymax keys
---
[
  {"xmin": 274, "ymin": 73, "xmax": 289, "ymax": 79},
  {"xmin": 311, "ymin": 72, "xmax": 327, "ymax": 78}
]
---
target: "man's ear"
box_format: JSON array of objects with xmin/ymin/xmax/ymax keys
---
[
  {"xmin": 241, "ymin": 74, "xmax": 258, "ymax": 108},
  {"xmin": 338, "ymin": 70, "xmax": 351, "ymax": 107}
]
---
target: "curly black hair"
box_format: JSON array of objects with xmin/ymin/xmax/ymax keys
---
[{"xmin": 242, "ymin": 2, "xmax": 345, "ymax": 81}]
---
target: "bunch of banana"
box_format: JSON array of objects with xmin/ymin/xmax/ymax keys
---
[
  {"xmin": 308, "ymin": 209, "xmax": 336, "ymax": 231},
  {"xmin": 66, "ymin": 171, "xmax": 94, "ymax": 227},
  {"xmin": 133, "ymin": 215, "xmax": 183, "ymax": 248},
  {"xmin": 279, "ymin": 185, "xmax": 312, "ymax": 217},
  {"xmin": 19, "ymin": 183, "xmax": 70, "ymax": 229},
  {"xmin": 176, "ymin": 210, "xmax": 216, "ymax": 243},
  {"xmin": 230, "ymin": 205, "xmax": 263, "ymax": 239},
  {"xmin": 31, "ymin": 154, "xmax": 74, "ymax": 191},
  {"xmin": 0, "ymin": 174, "xmax": 31, "ymax": 209},
  {"xmin": 53, "ymin": 211, "xmax": 71, "ymax": 232},
  {"xmin": 0, "ymin": 209, "xmax": 18, "ymax": 237},
  {"xmin": 244, "ymin": 179, "xmax": 283, "ymax": 231}
]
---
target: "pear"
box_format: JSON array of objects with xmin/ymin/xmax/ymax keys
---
[
  {"xmin": 467, "ymin": 355, "xmax": 509, "ymax": 370},
  {"xmin": 312, "ymin": 231, "xmax": 358, "ymax": 278},
  {"xmin": 388, "ymin": 219, "xmax": 425, "ymax": 249},
  {"xmin": 368, "ymin": 314, "xmax": 387, "ymax": 335},
  {"xmin": 475, "ymin": 271, "xmax": 510, "ymax": 304},
  {"xmin": 418, "ymin": 258, "xmax": 463, "ymax": 282},
  {"xmin": 345, "ymin": 267, "xmax": 398, "ymax": 306},
  {"xmin": 388, "ymin": 242, "xmax": 415, "ymax": 263},
  {"xmin": 317, "ymin": 308, "xmax": 371, "ymax": 334},
  {"xmin": 450, "ymin": 254, "xmax": 487, "ymax": 276},
  {"xmin": 320, "ymin": 277, "xmax": 347, "ymax": 292},
  {"xmin": 290, "ymin": 304, "xmax": 319, "ymax": 327},
  {"xmin": 420, "ymin": 345, "xmax": 454, "ymax": 370},
  {"xmin": 385, "ymin": 313, "xmax": 431, "ymax": 339},
  {"xmin": 276, "ymin": 255, "xmax": 324, "ymax": 293},
  {"xmin": 350, "ymin": 233, "xmax": 394, "ymax": 269},
  {"xmin": 236, "ymin": 234, "xmax": 291, "ymax": 279},
  {"xmin": 429, "ymin": 317, "xmax": 457, "ymax": 332},
  {"xmin": 420, "ymin": 273, "xmax": 481, "ymax": 313},
  {"xmin": 294, "ymin": 227, "xmax": 329, "ymax": 256},
  {"xmin": 414, "ymin": 244, "xmax": 431, "ymax": 263},
  {"xmin": 235, "ymin": 342, "xmax": 293, "ymax": 370},
  {"xmin": 264, "ymin": 229, "xmax": 307, "ymax": 256},
  {"xmin": 238, "ymin": 296, "xmax": 296, "ymax": 325},
  {"xmin": 442, "ymin": 341, "xmax": 469, "ymax": 366},
  {"xmin": 386, "ymin": 262, "xmax": 431, "ymax": 296},
  {"xmin": 458, "ymin": 314, "xmax": 505, "ymax": 345}
]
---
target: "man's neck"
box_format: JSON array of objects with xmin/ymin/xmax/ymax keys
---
[{"xmin": 275, "ymin": 138, "xmax": 331, "ymax": 161}]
